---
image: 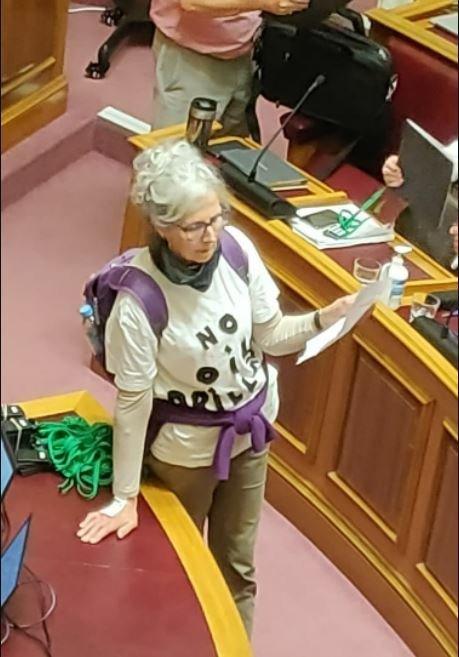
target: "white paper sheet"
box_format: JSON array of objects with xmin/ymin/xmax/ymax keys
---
[
  {"xmin": 296, "ymin": 317, "xmax": 346, "ymax": 363},
  {"xmin": 292, "ymin": 203, "xmax": 394, "ymax": 250},
  {"xmin": 296, "ymin": 280, "xmax": 386, "ymax": 365}
]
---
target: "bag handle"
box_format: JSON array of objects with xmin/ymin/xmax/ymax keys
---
[
  {"xmin": 307, "ymin": 22, "xmax": 373, "ymax": 56},
  {"xmin": 335, "ymin": 7, "xmax": 366, "ymax": 36}
]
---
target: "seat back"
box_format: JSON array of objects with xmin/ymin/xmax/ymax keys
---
[
  {"xmin": 282, "ymin": 33, "xmax": 458, "ymax": 179},
  {"xmin": 386, "ymin": 35, "xmax": 458, "ymax": 151}
]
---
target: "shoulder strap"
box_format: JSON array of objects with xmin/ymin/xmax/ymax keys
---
[
  {"xmin": 106, "ymin": 266, "xmax": 168, "ymax": 340},
  {"xmin": 220, "ymin": 230, "xmax": 249, "ymax": 285}
]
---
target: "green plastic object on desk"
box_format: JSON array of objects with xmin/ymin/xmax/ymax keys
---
[
  {"xmin": 36, "ymin": 416, "xmax": 113, "ymax": 499},
  {"xmin": 331, "ymin": 187, "xmax": 387, "ymax": 238}
]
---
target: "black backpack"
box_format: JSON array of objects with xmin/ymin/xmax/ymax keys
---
[{"xmin": 254, "ymin": 14, "xmax": 396, "ymax": 136}]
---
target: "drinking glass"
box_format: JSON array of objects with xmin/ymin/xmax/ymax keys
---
[
  {"xmin": 409, "ymin": 293, "xmax": 441, "ymax": 323},
  {"xmin": 353, "ymin": 257, "xmax": 382, "ymax": 284}
]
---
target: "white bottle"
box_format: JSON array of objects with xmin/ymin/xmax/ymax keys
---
[
  {"xmin": 79, "ymin": 304, "xmax": 103, "ymax": 356},
  {"xmin": 380, "ymin": 245, "xmax": 412, "ymax": 309}
]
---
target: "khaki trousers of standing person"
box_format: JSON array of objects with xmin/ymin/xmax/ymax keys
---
[
  {"xmin": 152, "ymin": 29, "xmax": 254, "ymax": 137},
  {"xmin": 145, "ymin": 448, "xmax": 269, "ymax": 636}
]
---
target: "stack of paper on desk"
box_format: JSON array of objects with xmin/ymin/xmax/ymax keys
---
[{"xmin": 291, "ymin": 203, "xmax": 394, "ymax": 249}]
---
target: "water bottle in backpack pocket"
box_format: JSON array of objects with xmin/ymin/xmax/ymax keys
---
[{"xmin": 79, "ymin": 304, "xmax": 104, "ymax": 357}]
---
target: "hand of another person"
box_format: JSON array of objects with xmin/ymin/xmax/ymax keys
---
[
  {"xmin": 382, "ymin": 155, "xmax": 404, "ymax": 188},
  {"xmin": 449, "ymin": 223, "xmax": 458, "ymax": 255},
  {"xmin": 77, "ymin": 497, "xmax": 138, "ymax": 544},
  {"xmin": 318, "ymin": 294, "xmax": 357, "ymax": 330},
  {"xmin": 263, "ymin": 0, "xmax": 310, "ymax": 15}
]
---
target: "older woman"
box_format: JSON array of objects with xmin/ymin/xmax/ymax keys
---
[{"xmin": 77, "ymin": 139, "xmax": 355, "ymax": 634}]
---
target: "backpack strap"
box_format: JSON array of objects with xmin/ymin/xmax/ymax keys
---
[
  {"xmin": 220, "ymin": 230, "xmax": 249, "ymax": 285},
  {"xmin": 105, "ymin": 266, "xmax": 168, "ymax": 340}
]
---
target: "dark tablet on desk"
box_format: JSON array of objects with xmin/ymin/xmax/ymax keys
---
[
  {"xmin": 209, "ymin": 140, "xmax": 248, "ymax": 158},
  {"xmin": 220, "ymin": 148, "xmax": 307, "ymax": 189},
  {"xmin": 304, "ymin": 210, "xmax": 338, "ymax": 229},
  {"xmin": 210, "ymin": 141, "xmax": 308, "ymax": 190}
]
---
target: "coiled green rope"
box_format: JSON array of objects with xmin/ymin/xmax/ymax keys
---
[{"xmin": 36, "ymin": 416, "xmax": 113, "ymax": 499}]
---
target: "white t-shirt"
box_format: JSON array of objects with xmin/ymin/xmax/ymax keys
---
[{"xmin": 105, "ymin": 227, "xmax": 280, "ymax": 468}]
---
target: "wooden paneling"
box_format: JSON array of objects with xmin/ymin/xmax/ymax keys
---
[
  {"xmin": 1, "ymin": 2, "xmax": 55, "ymax": 85},
  {"xmin": 120, "ymin": 199, "xmax": 152, "ymax": 253},
  {"xmin": 273, "ymin": 285, "xmax": 316, "ymax": 449},
  {"xmin": 333, "ymin": 348, "xmax": 431, "ymax": 536},
  {"xmin": 424, "ymin": 431, "xmax": 458, "ymax": 600},
  {"xmin": 273, "ymin": 350, "xmax": 330, "ymax": 454},
  {"xmin": 1, "ymin": 0, "xmax": 69, "ymax": 151}
]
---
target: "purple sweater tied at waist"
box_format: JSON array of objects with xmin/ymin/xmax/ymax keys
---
[{"xmin": 147, "ymin": 386, "xmax": 275, "ymax": 480}]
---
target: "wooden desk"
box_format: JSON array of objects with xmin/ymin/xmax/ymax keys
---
[
  {"xmin": 367, "ymin": 0, "xmax": 458, "ymax": 63},
  {"xmin": 1, "ymin": 1, "xmax": 69, "ymax": 152},
  {"xmin": 121, "ymin": 126, "xmax": 457, "ymax": 298},
  {"xmin": 2, "ymin": 392, "xmax": 252, "ymax": 657},
  {"xmin": 119, "ymin": 125, "xmax": 458, "ymax": 657}
]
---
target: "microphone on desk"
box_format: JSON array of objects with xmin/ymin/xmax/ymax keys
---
[
  {"xmin": 217, "ymin": 74, "xmax": 326, "ymax": 222},
  {"xmin": 219, "ymin": 161, "xmax": 298, "ymax": 222},
  {"xmin": 247, "ymin": 74, "xmax": 327, "ymax": 183}
]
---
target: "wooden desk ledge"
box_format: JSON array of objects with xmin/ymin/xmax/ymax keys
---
[
  {"xmin": 19, "ymin": 391, "xmax": 253, "ymax": 657},
  {"xmin": 141, "ymin": 483, "xmax": 252, "ymax": 657}
]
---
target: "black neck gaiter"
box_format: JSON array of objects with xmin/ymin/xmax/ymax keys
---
[{"xmin": 150, "ymin": 238, "xmax": 221, "ymax": 292}]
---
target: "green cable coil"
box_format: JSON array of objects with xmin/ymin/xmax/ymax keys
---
[{"xmin": 36, "ymin": 416, "xmax": 113, "ymax": 500}]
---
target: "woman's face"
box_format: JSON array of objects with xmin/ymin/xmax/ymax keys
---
[{"xmin": 158, "ymin": 192, "xmax": 227, "ymax": 264}]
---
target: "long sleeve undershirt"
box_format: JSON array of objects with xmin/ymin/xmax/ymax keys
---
[
  {"xmin": 252, "ymin": 309, "xmax": 318, "ymax": 356},
  {"xmin": 112, "ymin": 388, "xmax": 153, "ymax": 499}
]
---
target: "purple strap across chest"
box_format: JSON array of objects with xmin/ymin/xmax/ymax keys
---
[{"xmin": 146, "ymin": 386, "xmax": 275, "ymax": 480}]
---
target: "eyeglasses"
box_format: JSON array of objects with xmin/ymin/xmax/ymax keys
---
[{"xmin": 177, "ymin": 212, "xmax": 229, "ymax": 242}]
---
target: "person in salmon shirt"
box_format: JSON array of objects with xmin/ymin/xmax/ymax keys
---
[{"xmin": 150, "ymin": 0, "xmax": 310, "ymax": 136}]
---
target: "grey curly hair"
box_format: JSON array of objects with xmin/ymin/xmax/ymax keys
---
[{"xmin": 130, "ymin": 139, "xmax": 229, "ymax": 228}]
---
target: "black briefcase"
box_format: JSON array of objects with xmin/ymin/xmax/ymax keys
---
[{"xmin": 256, "ymin": 16, "xmax": 396, "ymax": 135}]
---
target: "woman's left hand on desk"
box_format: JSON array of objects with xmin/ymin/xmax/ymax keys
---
[{"xmin": 77, "ymin": 497, "xmax": 138, "ymax": 544}]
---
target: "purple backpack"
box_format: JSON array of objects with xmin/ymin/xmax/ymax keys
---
[{"xmin": 83, "ymin": 230, "xmax": 249, "ymax": 371}]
